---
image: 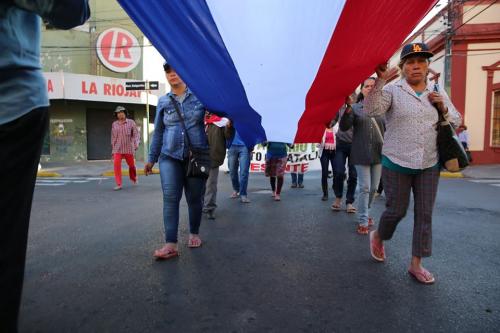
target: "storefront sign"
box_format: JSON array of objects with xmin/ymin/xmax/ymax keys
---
[
  {"xmin": 96, "ymin": 27, "xmax": 141, "ymax": 73},
  {"xmin": 43, "ymin": 72, "xmax": 158, "ymax": 105}
]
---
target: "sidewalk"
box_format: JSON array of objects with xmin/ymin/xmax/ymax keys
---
[
  {"xmin": 37, "ymin": 160, "xmax": 158, "ymax": 177},
  {"xmin": 37, "ymin": 161, "xmax": 500, "ymax": 179}
]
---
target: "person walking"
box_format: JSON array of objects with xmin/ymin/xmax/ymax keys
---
[
  {"xmin": 0, "ymin": 1, "xmax": 90, "ymax": 331},
  {"xmin": 203, "ymin": 113, "xmax": 231, "ymax": 219},
  {"xmin": 144, "ymin": 62, "xmax": 209, "ymax": 260},
  {"xmin": 339, "ymin": 77, "xmax": 385, "ymax": 235},
  {"xmin": 457, "ymin": 125, "xmax": 469, "ymax": 150},
  {"xmin": 111, "ymin": 106, "xmax": 139, "ymax": 191},
  {"xmin": 227, "ymin": 125, "xmax": 253, "ymax": 203},
  {"xmin": 263, "ymin": 141, "xmax": 292, "ymax": 201},
  {"xmin": 319, "ymin": 119, "xmax": 337, "ymax": 201},
  {"xmin": 365, "ymin": 43, "xmax": 461, "ymax": 284},
  {"xmin": 331, "ymin": 95, "xmax": 358, "ymax": 213},
  {"xmin": 290, "ymin": 171, "xmax": 304, "ymax": 188}
]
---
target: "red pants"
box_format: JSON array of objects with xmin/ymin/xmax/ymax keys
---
[{"xmin": 113, "ymin": 153, "xmax": 137, "ymax": 186}]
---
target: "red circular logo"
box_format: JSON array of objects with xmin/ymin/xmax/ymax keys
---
[{"xmin": 96, "ymin": 28, "xmax": 141, "ymax": 73}]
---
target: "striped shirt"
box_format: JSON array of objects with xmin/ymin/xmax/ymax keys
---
[
  {"xmin": 364, "ymin": 78, "xmax": 461, "ymax": 170},
  {"xmin": 111, "ymin": 119, "xmax": 139, "ymax": 154}
]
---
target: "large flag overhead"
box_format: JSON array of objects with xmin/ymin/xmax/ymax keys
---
[{"xmin": 118, "ymin": 0, "xmax": 437, "ymax": 145}]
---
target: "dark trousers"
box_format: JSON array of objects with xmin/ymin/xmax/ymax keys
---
[
  {"xmin": 0, "ymin": 108, "xmax": 48, "ymax": 333},
  {"xmin": 377, "ymin": 166, "xmax": 440, "ymax": 257},
  {"xmin": 333, "ymin": 142, "xmax": 357, "ymax": 204},
  {"xmin": 320, "ymin": 149, "xmax": 335, "ymax": 195}
]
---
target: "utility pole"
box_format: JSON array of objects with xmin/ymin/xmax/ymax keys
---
[{"xmin": 444, "ymin": 0, "xmax": 455, "ymax": 95}]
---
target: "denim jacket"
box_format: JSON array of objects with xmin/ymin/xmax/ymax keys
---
[{"xmin": 148, "ymin": 89, "xmax": 208, "ymax": 163}]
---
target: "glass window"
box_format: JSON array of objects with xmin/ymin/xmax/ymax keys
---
[{"xmin": 493, "ymin": 91, "xmax": 500, "ymax": 147}]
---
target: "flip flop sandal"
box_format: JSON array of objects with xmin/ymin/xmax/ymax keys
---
[
  {"xmin": 154, "ymin": 247, "xmax": 179, "ymax": 260},
  {"xmin": 188, "ymin": 237, "xmax": 203, "ymax": 248},
  {"xmin": 331, "ymin": 203, "xmax": 341, "ymax": 211},
  {"xmin": 369, "ymin": 231, "xmax": 385, "ymax": 262},
  {"xmin": 408, "ymin": 268, "xmax": 435, "ymax": 284},
  {"xmin": 346, "ymin": 205, "xmax": 357, "ymax": 213}
]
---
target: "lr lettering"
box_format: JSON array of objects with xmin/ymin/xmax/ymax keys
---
[{"xmin": 81, "ymin": 81, "xmax": 97, "ymax": 95}]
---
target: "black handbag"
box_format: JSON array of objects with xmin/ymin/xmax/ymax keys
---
[
  {"xmin": 169, "ymin": 96, "xmax": 211, "ymax": 179},
  {"xmin": 433, "ymin": 86, "xmax": 468, "ymax": 172}
]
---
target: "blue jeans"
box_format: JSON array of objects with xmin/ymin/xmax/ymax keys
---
[
  {"xmin": 159, "ymin": 155, "xmax": 206, "ymax": 243},
  {"xmin": 290, "ymin": 172, "xmax": 303, "ymax": 185},
  {"xmin": 355, "ymin": 164, "xmax": 382, "ymax": 227},
  {"xmin": 333, "ymin": 142, "xmax": 357, "ymax": 204},
  {"xmin": 228, "ymin": 145, "xmax": 251, "ymax": 196}
]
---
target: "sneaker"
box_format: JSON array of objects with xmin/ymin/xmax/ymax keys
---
[
  {"xmin": 291, "ymin": 183, "xmax": 297, "ymax": 188},
  {"xmin": 113, "ymin": 186, "xmax": 122, "ymax": 191},
  {"xmin": 240, "ymin": 196, "xmax": 250, "ymax": 203},
  {"xmin": 357, "ymin": 225, "xmax": 369, "ymax": 235}
]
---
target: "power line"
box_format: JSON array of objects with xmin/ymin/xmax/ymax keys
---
[{"xmin": 451, "ymin": 0, "xmax": 498, "ymax": 34}]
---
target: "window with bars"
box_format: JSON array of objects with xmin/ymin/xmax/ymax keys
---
[{"xmin": 493, "ymin": 91, "xmax": 500, "ymax": 147}]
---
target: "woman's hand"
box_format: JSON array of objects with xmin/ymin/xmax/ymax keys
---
[
  {"xmin": 375, "ymin": 63, "xmax": 389, "ymax": 80},
  {"xmin": 144, "ymin": 162, "xmax": 154, "ymax": 176},
  {"xmin": 428, "ymin": 92, "xmax": 448, "ymax": 115}
]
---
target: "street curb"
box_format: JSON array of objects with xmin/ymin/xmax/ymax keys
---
[
  {"xmin": 440, "ymin": 171, "xmax": 464, "ymax": 178},
  {"xmin": 37, "ymin": 171, "xmax": 62, "ymax": 177},
  {"xmin": 102, "ymin": 169, "xmax": 160, "ymax": 176}
]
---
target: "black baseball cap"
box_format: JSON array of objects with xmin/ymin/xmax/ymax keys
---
[
  {"xmin": 400, "ymin": 42, "xmax": 433, "ymax": 60},
  {"xmin": 163, "ymin": 61, "xmax": 171, "ymax": 72}
]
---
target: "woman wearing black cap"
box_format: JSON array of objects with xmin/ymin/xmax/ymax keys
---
[{"xmin": 364, "ymin": 43, "xmax": 461, "ymax": 284}]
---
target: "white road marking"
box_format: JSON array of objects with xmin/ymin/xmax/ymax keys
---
[{"xmin": 35, "ymin": 177, "xmax": 108, "ymax": 187}]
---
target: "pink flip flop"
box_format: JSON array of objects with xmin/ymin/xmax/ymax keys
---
[
  {"xmin": 369, "ymin": 231, "xmax": 385, "ymax": 262},
  {"xmin": 188, "ymin": 236, "xmax": 202, "ymax": 248},
  {"xmin": 408, "ymin": 267, "xmax": 435, "ymax": 284},
  {"xmin": 154, "ymin": 246, "xmax": 179, "ymax": 260}
]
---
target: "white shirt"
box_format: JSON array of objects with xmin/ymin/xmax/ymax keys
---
[{"xmin": 364, "ymin": 78, "xmax": 462, "ymax": 169}]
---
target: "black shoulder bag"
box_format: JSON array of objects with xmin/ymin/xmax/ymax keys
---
[
  {"xmin": 433, "ymin": 85, "xmax": 468, "ymax": 172},
  {"xmin": 169, "ymin": 96, "xmax": 211, "ymax": 179}
]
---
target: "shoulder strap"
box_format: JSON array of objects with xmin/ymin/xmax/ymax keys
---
[
  {"xmin": 370, "ymin": 117, "xmax": 384, "ymax": 144},
  {"xmin": 169, "ymin": 95, "xmax": 192, "ymax": 149}
]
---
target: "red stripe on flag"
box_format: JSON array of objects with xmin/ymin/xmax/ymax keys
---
[{"xmin": 294, "ymin": 0, "xmax": 437, "ymax": 143}]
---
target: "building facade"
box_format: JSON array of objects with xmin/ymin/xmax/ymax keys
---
[
  {"xmin": 387, "ymin": 0, "xmax": 500, "ymax": 164},
  {"xmin": 40, "ymin": 1, "xmax": 167, "ymax": 162}
]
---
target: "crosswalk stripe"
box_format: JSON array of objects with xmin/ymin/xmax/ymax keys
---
[
  {"xmin": 35, "ymin": 177, "xmax": 108, "ymax": 187},
  {"xmin": 468, "ymin": 179, "xmax": 500, "ymax": 183}
]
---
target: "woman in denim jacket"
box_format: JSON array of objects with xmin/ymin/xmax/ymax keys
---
[{"xmin": 145, "ymin": 63, "xmax": 209, "ymax": 260}]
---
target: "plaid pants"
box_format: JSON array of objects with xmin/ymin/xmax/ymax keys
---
[{"xmin": 377, "ymin": 166, "xmax": 440, "ymax": 257}]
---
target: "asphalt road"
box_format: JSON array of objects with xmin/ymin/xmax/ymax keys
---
[{"xmin": 20, "ymin": 172, "xmax": 500, "ymax": 332}]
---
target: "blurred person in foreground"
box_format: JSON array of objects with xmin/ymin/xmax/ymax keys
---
[{"xmin": 0, "ymin": 1, "xmax": 90, "ymax": 331}]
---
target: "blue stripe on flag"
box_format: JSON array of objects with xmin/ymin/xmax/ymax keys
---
[{"xmin": 117, "ymin": 0, "xmax": 266, "ymax": 146}]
